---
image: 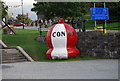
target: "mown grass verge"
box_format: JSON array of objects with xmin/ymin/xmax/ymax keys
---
[{"xmin": 1, "ymin": 28, "xmax": 109, "ymax": 62}]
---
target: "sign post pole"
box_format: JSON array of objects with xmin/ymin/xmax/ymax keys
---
[
  {"xmin": 104, "ymin": 2, "xmax": 107, "ymax": 33},
  {"xmin": 94, "ymin": 3, "xmax": 97, "ymax": 27},
  {"xmin": 90, "ymin": 7, "xmax": 109, "ymax": 33}
]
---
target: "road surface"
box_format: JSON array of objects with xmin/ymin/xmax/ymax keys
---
[{"xmin": 2, "ymin": 59, "xmax": 118, "ymax": 79}]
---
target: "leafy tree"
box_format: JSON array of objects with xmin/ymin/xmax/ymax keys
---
[
  {"xmin": 16, "ymin": 14, "xmax": 32, "ymax": 25},
  {"xmin": 31, "ymin": 2, "xmax": 90, "ymax": 19},
  {"xmin": 0, "ymin": 1, "xmax": 8, "ymax": 19},
  {"xmin": 32, "ymin": 2, "xmax": 119, "ymax": 20},
  {"xmin": 106, "ymin": 2, "xmax": 120, "ymax": 20}
]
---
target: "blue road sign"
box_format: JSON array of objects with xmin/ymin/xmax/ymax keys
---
[{"xmin": 90, "ymin": 8, "xmax": 109, "ymax": 20}]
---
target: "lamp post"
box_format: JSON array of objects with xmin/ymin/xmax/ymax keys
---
[{"xmin": 21, "ymin": 0, "xmax": 24, "ymax": 29}]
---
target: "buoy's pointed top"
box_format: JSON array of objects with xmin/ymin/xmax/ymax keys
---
[{"xmin": 58, "ymin": 18, "xmax": 64, "ymax": 23}]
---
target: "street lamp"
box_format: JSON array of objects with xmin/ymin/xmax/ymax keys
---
[{"xmin": 21, "ymin": 0, "xmax": 24, "ymax": 29}]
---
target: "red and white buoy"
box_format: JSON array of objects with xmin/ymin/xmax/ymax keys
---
[{"xmin": 46, "ymin": 18, "xmax": 80, "ymax": 59}]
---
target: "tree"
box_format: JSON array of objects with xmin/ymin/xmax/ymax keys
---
[
  {"xmin": 16, "ymin": 14, "xmax": 32, "ymax": 26},
  {"xmin": 0, "ymin": 1, "xmax": 8, "ymax": 19},
  {"xmin": 31, "ymin": 2, "xmax": 90, "ymax": 19},
  {"xmin": 106, "ymin": 2, "xmax": 120, "ymax": 20}
]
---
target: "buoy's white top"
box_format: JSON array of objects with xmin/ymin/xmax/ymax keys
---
[{"xmin": 51, "ymin": 24, "xmax": 68, "ymax": 59}]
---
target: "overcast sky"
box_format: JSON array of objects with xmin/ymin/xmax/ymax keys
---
[{"xmin": 2, "ymin": 0, "xmax": 37, "ymax": 20}]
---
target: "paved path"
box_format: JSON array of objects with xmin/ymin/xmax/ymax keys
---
[
  {"xmin": 15, "ymin": 26, "xmax": 49, "ymax": 31},
  {"xmin": 2, "ymin": 59, "xmax": 118, "ymax": 79},
  {"xmin": 15, "ymin": 26, "xmax": 119, "ymax": 33}
]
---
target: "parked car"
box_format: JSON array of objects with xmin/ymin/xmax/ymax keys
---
[{"xmin": 14, "ymin": 22, "xmax": 25, "ymax": 26}]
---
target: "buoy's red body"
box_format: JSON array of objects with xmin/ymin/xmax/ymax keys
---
[{"xmin": 46, "ymin": 18, "xmax": 80, "ymax": 59}]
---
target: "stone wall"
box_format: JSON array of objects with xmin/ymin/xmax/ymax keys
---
[
  {"xmin": 36, "ymin": 31, "xmax": 120, "ymax": 59},
  {"xmin": 77, "ymin": 31, "xmax": 120, "ymax": 59}
]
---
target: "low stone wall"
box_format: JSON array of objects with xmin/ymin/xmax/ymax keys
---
[
  {"xmin": 35, "ymin": 31, "xmax": 120, "ymax": 59},
  {"xmin": 77, "ymin": 31, "xmax": 120, "ymax": 59}
]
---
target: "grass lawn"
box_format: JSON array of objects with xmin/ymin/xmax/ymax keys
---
[
  {"xmin": 71, "ymin": 21, "xmax": 120, "ymax": 30},
  {"xmin": 2, "ymin": 29, "xmax": 48, "ymax": 61},
  {"xmin": 40, "ymin": 56, "xmax": 108, "ymax": 62},
  {"xmin": 1, "ymin": 28, "xmax": 107, "ymax": 62},
  {"xmin": 40, "ymin": 20, "xmax": 119, "ymax": 30},
  {"xmin": 107, "ymin": 22, "xmax": 120, "ymax": 30},
  {"xmin": 85, "ymin": 21, "xmax": 120, "ymax": 30},
  {"xmin": 0, "ymin": 29, "xmax": 2, "ymax": 39},
  {"xmin": 3, "ymin": 23, "xmax": 119, "ymax": 62}
]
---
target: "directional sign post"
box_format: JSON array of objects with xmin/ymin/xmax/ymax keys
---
[
  {"xmin": 90, "ymin": 8, "xmax": 109, "ymax": 20},
  {"xmin": 90, "ymin": 8, "xmax": 109, "ymax": 33}
]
